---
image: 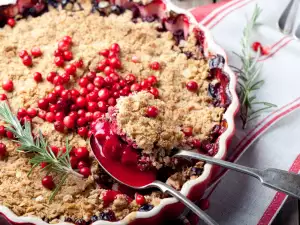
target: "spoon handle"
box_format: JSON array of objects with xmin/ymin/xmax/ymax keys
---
[
  {"xmin": 151, "ymin": 180, "xmax": 218, "ymax": 225},
  {"xmin": 175, "ymin": 150, "xmax": 300, "ymax": 199}
]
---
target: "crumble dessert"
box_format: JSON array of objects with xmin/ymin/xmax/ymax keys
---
[{"xmin": 0, "ymin": 0, "xmax": 231, "ymax": 224}]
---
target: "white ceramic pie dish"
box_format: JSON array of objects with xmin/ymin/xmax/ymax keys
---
[{"xmin": 0, "ymin": 0, "xmax": 239, "ymax": 224}]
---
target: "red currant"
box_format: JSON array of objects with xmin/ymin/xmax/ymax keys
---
[
  {"xmin": 79, "ymin": 77, "xmax": 89, "ymax": 87},
  {"xmin": 22, "ymin": 55, "xmax": 33, "ymax": 67},
  {"xmin": 33, "ymin": 72, "xmax": 43, "ymax": 82},
  {"xmin": 7, "ymin": 18, "xmax": 16, "ymax": 27},
  {"xmin": 97, "ymin": 101, "xmax": 107, "ymax": 113},
  {"xmin": 148, "ymin": 87, "xmax": 159, "ymax": 98},
  {"xmin": 58, "ymin": 40, "xmax": 70, "ymax": 52},
  {"xmin": 70, "ymin": 156, "xmax": 78, "ymax": 169},
  {"xmin": 110, "ymin": 43, "xmax": 120, "ymax": 53},
  {"xmin": 147, "ymin": 75, "xmax": 158, "ymax": 85},
  {"xmin": 74, "ymin": 147, "xmax": 89, "ymax": 159},
  {"xmin": 146, "ymin": 106, "xmax": 159, "ymax": 118},
  {"xmin": 94, "ymin": 76, "xmax": 104, "ymax": 88},
  {"xmin": 63, "ymin": 116, "xmax": 75, "ymax": 129},
  {"xmin": 63, "ymin": 50, "xmax": 73, "ymax": 61},
  {"xmin": 182, "ymin": 126, "xmax": 193, "ymax": 136},
  {"xmin": 98, "ymin": 88, "xmax": 110, "ymax": 101},
  {"xmin": 65, "ymin": 64, "xmax": 76, "ymax": 75},
  {"xmin": 125, "ymin": 74, "xmax": 136, "ymax": 84},
  {"xmin": 99, "ymin": 49, "xmax": 109, "ymax": 57},
  {"xmin": 54, "ymin": 121, "xmax": 65, "ymax": 132},
  {"xmin": 27, "ymin": 108, "xmax": 37, "ymax": 118},
  {"xmin": 47, "ymin": 72, "xmax": 57, "ymax": 82},
  {"xmin": 77, "ymin": 127, "xmax": 88, "ymax": 138},
  {"xmin": 149, "ymin": 61, "xmax": 160, "ymax": 70},
  {"xmin": 135, "ymin": 194, "xmax": 146, "ymax": 205},
  {"xmin": 2, "ymin": 80, "xmax": 14, "ymax": 92},
  {"xmin": 77, "ymin": 161, "xmax": 89, "ymax": 169},
  {"xmin": 186, "ymin": 81, "xmax": 198, "ymax": 92},
  {"xmin": 79, "ymin": 167, "xmax": 91, "ymax": 178},
  {"xmin": 31, "ymin": 46, "xmax": 42, "ymax": 57},
  {"xmin": 0, "ymin": 143, "xmax": 7, "ymax": 158},
  {"xmin": 0, "ymin": 94, "xmax": 7, "ymax": 100},
  {"xmin": 19, "ymin": 50, "xmax": 28, "ymax": 58},
  {"xmin": 42, "ymin": 175, "xmax": 55, "ymax": 190},
  {"xmin": 76, "ymin": 96, "xmax": 87, "ymax": 108},
  {"xmin": 54, "ymin": 56, "xmax": 64, "ymax": 67},
  {"xmin": 38, "ymin": 99, "xmax": 49, "ymax": 110}
]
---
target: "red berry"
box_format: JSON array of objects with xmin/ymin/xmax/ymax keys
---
[
  {"xmin": 112, "ymin": 83, "xmax": 121, "ymax": 91},
  {"xmin": 54, "ymin": 49, "xmax": 63, "ymax": 57},
  {"xmin": 77, "ymin": 117, "xmax": 86, "ymax": 127},
  {"xmin": 79, "ymin": 167, "xmax": 91, "ymax": 178},
  {"xmin": 86, "ymin": 71, "xmax": 96, "ymax": 81},
  {"xmin": 58, "ymin": 40, "xmax": 70, "ymax": 52},
  {"xmin": 94, "ymin": 76, "xmax": 104, "ymax": 88},
  {"xmin": 77, "ymin": 127, "xmax": 88, "ymax": 137},
  {"xmin": 108, "ymin": 51, "xmax": 117, "ymax": 58},
  {"xmin": 27, "ymin": 108, "xmax": 37, "ymax": 118},
  {"xmin": 77, "ymin": 109, "xmax": 86, "ymax": 118},
  {"xmin": 74, "ymin": 147, "xmax": 89, "ymax": 159},
  {"xmin": 119, "ymin": 80, "xmax": 126, "ymax": 87},
  {"xmin": 119, "ymin": 88, "xmax": 129, "ymax": 96},
  {"xmin": 148, "ymin": 87, "xmax": 159, "ymax": 98},
  {"xmin": 65, "ymin": 64, "xmax": 76, "ymax": 75},
  {"xmin": 85, "ymin": 112, "xmax": 93, "ymax": 122},
  {"xmin": 104, "ymin": 66, "xmax": 114, "ymax": 76},
  {"xmin": 87, "ymin": 101, "xmax": 98, "ymax": 112},
  {"xmin": 61, "ymin": 72, "xmax": 70, "ymax": 83},
  {"xmin": 54, "ymin": 85, "xmax": 65, "ymax": 95},
  {"xmin": 7, "ymin": 18, "xmax": 15, "ymax": 27},
  {"xmin": 68, "ymin": 111, "xmax": 78, "ymax": 120},
  {"xmin": 86, "ymin": 83, "xmax": 95, "ymax": 92},
  {"xmin": 112, "ymin": 91, "xmax": 120, "ymax": 98},
  {"xmin": 49, "ymin": 105, "xmax": 57, "ymax": 113},
  {"xmin": 0, "ymin": 126, "xmax": 5, "ymax": 136},
  {"xmin": 0, "ymin": 94, "xmax": 7, "ymax": 100},
  {"xmin": 40, "ymin": 162, "xmax": 48, "ymax": 169},
  {"xmin": 149, "ymin": 61, "xmax": 160, "ymax": 70},
  {"xmin": 130, "ymin": 83, "xmax": 141, "ymax": 92},
  {"xmin": 110, "ymin": 43, "xmax": 120, "ymax": 53},
  {"xmin": 104, "ymin": 76, "xmax": 113, "ymax": 86},
  {"xmin": 6, "ymin": 131, "xmax": 14, "ymax": 139},
  {"xmin": 125, "ymin": 74, "xmax": 136, "ymax": 84},
  {"xmin": 192, "ymin": 139, "xmax": 201, "ymax": 148},
  {"xmin": 76, "ymin": 96, "xmax": 87, "ymax": 108},
  {"xmin": 2, "ymin": 80, "xmax": 14, "ymax": 92},
  {"xmin": 74, "ymin": 59, "xmax": 84, "ymax": 68},
  {"xmin": 22, "ymin": 55, "xmax": 32, "ymax": 67},
  {"xmin": 261, "ymin": 46, "xmax": 270, "ymax": 56},
  {"xmin": 62, "ymin": 36, "xmax": 72, "ymax": 44},
  {"xmin": 79, "ymin": 77, "xmax": 89, "ymax": 87},
  {"xmin": 60, "ymin": 90, "xmax": 71, "ymax": 100},
  {"xmin": 98, "ymin": 88, "xmax": 110, "ymax": 101},
  {"xmin": 33, "ymin": 72, "xmax": 43, "ymax": 82},
  {"xmin": 70, "ymin": 156, "xmax": 78, "ymax": 169},
  {"xmin": 19, "ymin": 50, "xmax": 28, "ymax": 58},
  {"xmin": 54, "ymin": 56, "xmax": 64, "ymax": 67},
  {"xmin": 141, "ymin": 80, "xmax": 151, "ymax": 90},
  {"xmin": 31, "ymin": 46, "xmax": 42, "ymax": 57},
  {"xmin": 97, "ymin": 62, "xmax": 106, "ymax": 71},
  {"xmin": 199, "ymin": 199, "xmax": 210, "ymax": 210},
  {"xmin": 135, "ymin": 194, "xmax": 146, "ymax": 205},
  {"xmin": 77, "ymin": 161, "xmax": 89, "ymax": 169},
  {"xmin": 86, "ymin": 91, "xmax": 98, "ymax": 102},
  {"xmin": 54, "ymin": 121, "xmax": 65, "ymax": 132},
  {"xmin": 38, "ymin": 99, "xmax": 49, "ymax": 110},
  {"xmin": 42, "ymin": 175, "xmax": 55, "ymax": 190},
  {"xmin": 109, "ymin": 72, "xmax": 120, "ymax": 82},
  {"xmin": 146, "ymin": 106, "xmax": 158, "ymax": 118},
  {"xmin": 0, "ymin": 143, "xmax": 7, "ymax": 157},
  {"xmin": 17, "ymin": 108, "xmax": 27, "ymax": 118},
  {"xmin": 47, "ymin": 72, "xmax": 57, "ymax": 82},
  {"xmin": 147, "ymin": 75, "xmax": 157, "ymax": 85},
  {"xmin": 52, "ymin": 76, "xmax": 64, "ymax": 85},
  {"xmin": 99, "ymin": 49, "xmax": 109, "ymax": 57},
  {"xmin": 79, "ymin": 87, "xmax": 88, "ymax": 96},
  {"xmin": 182, "ymin": 126, "xmax": 193, "ymax": 136},
  {"xmin": 46, "ymin": 93, "xmax": 57, "ymax": 104},
  {"xmin": 38, "ymin": 110, "xmax": 46, "ymax": 119},
  {"xmin": 186, "ymin": 81, "xmax": 198, "ymax": 92},
  {"xmin": 93, "ymin": 111, "xmax": 103, "ymax": 120},
  {"xmin": 55, "ymin": 112, "xmax": 64, "ymax": 121},
  {"xmin": 97, "ymin": 101, "xmax": 107, "ymax": 113},
  {"xmin": 252, "ymin": 42, "xmax": 261, "ymax": 52},
  {"xmin": 107, "ymin": 97, "xmax": 116, "ymax": 106},
  {"xmin": 63, "ymin": 50, "xmax": 73, "ymax": 61},
  {"xmin": 63, "ymin": 116, "xmax": 75, "ymax": 129},
  {"xmin": 109, "ymin": 57, "xmax": 121, "ymax": 69},
  {"xmin": 71, "ymin": 89, "xmax": 80, "ymax": 98},
  {"xmin": 45, "ymin": 112, "xmax": 55, "ymax": 122}
]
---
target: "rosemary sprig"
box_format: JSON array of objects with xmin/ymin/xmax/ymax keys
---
[
  {"xmin": 0, "ymin": 101, "xmax": 83, "ymax": 201},
  {"xmin": 231, "ymin": 5, "xmax": 276, "ymax": 129}
]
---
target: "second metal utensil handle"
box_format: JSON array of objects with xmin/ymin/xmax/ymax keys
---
[{"xmin": 151, "ymin": 180, "xmax": 218, "ymax": 225}]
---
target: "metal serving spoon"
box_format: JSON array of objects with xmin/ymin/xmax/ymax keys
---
[
  {"xmin": 175, "ymin": 150, "xmax": 300, "ymax": 199},
  {"xmin": 278, "ymin": 0, "xmax": 299, "ymax": 35},
  {"xmin": 90, "ymin": 135, "xmax": 218, "ymax": 225}
]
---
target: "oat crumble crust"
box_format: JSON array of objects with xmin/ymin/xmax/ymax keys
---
[{"xmin": 0, "ymin": 1, "xmax": 224, "ymax": 223}]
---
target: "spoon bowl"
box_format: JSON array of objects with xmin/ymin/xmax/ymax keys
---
[{"xmin": 89, "ymin": 125, "xmax": 218, "ymax": 225}]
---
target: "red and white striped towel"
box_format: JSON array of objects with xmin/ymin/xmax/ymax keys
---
[{"xmin": 185, "ymin": 0, "xmax": 300, "ymax": 224}]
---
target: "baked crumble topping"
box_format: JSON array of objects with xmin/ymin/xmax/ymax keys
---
[{"xmin": 0, "ymin": 1, "xmax": 230, "ymax": 224}]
